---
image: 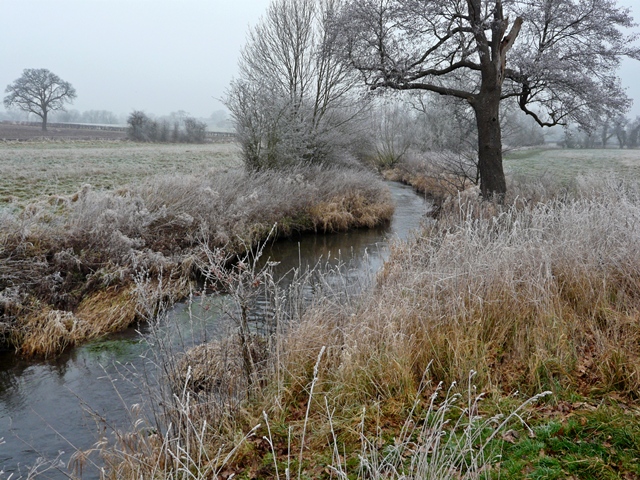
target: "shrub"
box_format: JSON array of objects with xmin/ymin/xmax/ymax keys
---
[
  {"xmin": 126, "ymin": 111, "xmax": 208, "ymax": 143},
  {"xmin": 126, "ymin": 110, "xmax": 157, "ymax": 142}
]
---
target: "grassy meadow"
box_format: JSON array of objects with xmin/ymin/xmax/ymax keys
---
[
  {"xmin": 505, "ymin": 146, "xmax": 640, "ymax": 183},
  {"xmin": 0, "ymin": 141, "xmax": 242, "ymax": 202}
]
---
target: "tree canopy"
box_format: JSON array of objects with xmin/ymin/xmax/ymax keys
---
[
  {"xmin": 4, "ymin": 68, "xmax": 77, "ymax": 131},
  {"xmin": 336, "ymin": 0, "xmax": 640, "ymax": 196}
]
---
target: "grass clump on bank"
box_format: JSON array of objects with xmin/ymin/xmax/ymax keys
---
[
  {"xmin": 382, "ymin": 151, "xmax": 473, "ymax": 202},
  {"xmin": 0, "ymin": 164, "xmax": 394, "ymax": 357},
  {"xmin": 266, "ymin": 175, "xmax": 640, "ymax": 405},
  {"xmin": 100, "ymin": 174, "xmax": 640, "ymax": 478}
]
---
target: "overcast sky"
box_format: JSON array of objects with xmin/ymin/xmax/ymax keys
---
[{"xmin": 2, "ymin": 0, "xmax": 640, "ymax": 119}]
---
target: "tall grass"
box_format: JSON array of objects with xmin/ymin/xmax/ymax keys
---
[
  {"xmin": 55, "ymin": 174, "xmax": 640, "ymax": 477},
  {"xmin": 272, "ymin": 175, "xmax": 640, "ymax": 404},
  {"xmin": 376, "ymin": 175, "xmax": 640, "ymax": 395},
  {"xmin": 0, "ymin": 164, "xmax": 394, "ymax": 356},
  {"xmin": 202, "ymin": 173, "xmax": 638, "ymax": 475}
]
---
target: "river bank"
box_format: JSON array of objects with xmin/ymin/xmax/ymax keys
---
[
  {"xmin": 0, "ymin": 163, "xmax": 394, "ymax": 357},
  {"xmin": 0, "ymin": 181, "xmax": 427, "ymax": 479},
  {"xmin": 100, "ymin": 174, "xmax": 640, "ymax": 479}
]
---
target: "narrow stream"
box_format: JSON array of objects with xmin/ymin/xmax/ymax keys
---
[{"xmin": 0, "ymin": 182, "xmax": 429, "ymax": 479}]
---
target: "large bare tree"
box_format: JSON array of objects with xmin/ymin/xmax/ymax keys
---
[
  {"xmin": 337, "ymin": 0, "xmax": 640, "ymax": 197},
  {"xmin": 4, "ymin": 69, "xmax": 77, "ymax": 131},
  {"xmin": 226, "ymin": 0, "xmax": 360, "ymax": 170}
]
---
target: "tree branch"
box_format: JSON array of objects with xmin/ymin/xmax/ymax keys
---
[{"xmin": 374, "ymin": 80, "xmax": 475, "ymax": 102}]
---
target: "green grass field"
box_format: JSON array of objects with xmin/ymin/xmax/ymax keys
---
[
  {"xmin": 505, "ymin": 147, "xmax": 640, "ymax": 183},
  {"xmin": 0, "ymin": 141, "xmax": 242, "ymax": 203}
]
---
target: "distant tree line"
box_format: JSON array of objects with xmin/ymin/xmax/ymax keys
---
[
  {"xmin": 561, "ymin": 116, "xmax": 640, "ymax": 149},
  {"xmin": 126, "ymin": 110, "xmax": 208, "ymax": 143},
  {"xmin": 51, "ymin": 109, "xmax": 122, "ymax": 125}
]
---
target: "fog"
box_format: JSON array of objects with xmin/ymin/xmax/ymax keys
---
[
  {"xmin": 1, "ymin": 0, "xmax": 640, "ymax": 119},
  {"xmin": 619, "ymin": 0, "xmax": 640, "ymax": 117},
  {"xmin": 1, "ymin": 0, "xmax": 270, "ymax": 119}
]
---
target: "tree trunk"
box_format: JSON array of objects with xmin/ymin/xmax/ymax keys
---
[
  {"xmin": 41, "ymin": 110, "xmax": 48, "ymax": 131},
  {"xmin": 473, "ymin": 92, "xmax": 506, "ymax": 198}
]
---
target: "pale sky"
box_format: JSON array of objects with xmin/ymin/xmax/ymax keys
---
[
  {"xmin": 1, "ymin": 0, "xmax": 270, "ymax": 118},
  {"xmin": 1, "ymin": 0, "xmax": 640, "ymax": 119}
]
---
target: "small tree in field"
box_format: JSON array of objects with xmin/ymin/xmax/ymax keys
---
[
  {"xmin": 127, "ymin": 111, "xmax": 156, "ymax": 142},
  {"xmin": 183, "ymin": 117, "xmax": 207, "ymax": 143},
  {"xmin": 3, "ymin": 69, "xmax": 76, "ymax": 131},
  {"xmin": 336, "ymin": 0, "xmax": 640, "ymax": 198}
]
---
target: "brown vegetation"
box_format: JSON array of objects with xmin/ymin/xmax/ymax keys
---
[
  {"xmin": 95, "ymin": 174, "xmax": 640, "ymax": 479},
  {"xmin": 0, "ymin": 165, "xmax": 394, "ymax": 357},
  {"xmin": 248, "ymin": 175, "xmax": 640, "ymax": 475},
  {"xmin": 383, "ymin": 152, "xmax": 477, "ymax": 210},
  {"xmin": 272, "ymin": 176, "xmax": 640, "ymax": 401}
]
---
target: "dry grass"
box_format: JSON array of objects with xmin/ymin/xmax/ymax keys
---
[
  {"xmin": 308, "ymin": 191, "xmax": 396, "ymax": 231},
  {"xmin": 93, "ymin": 173, "xmax": 640, "ymax": 478},
  {"xmin": 389, "ymin": 147, "xmax": 640, "ymax": 211},
  {"xmin": 273, "ymin": 175, "xmax": 640, "ymax": 404},
  {"xmin": 204, "ymin": 173, "xmax": 639, "ymax": 475},
  {"xmin": 0, "ymin": 163, "xmax": 393, "ymax": 357},
  {"xmin": 383, "ymin": 151, "xmax": 477, "ymax": 208},
  {"xmin": 14, "ymin": 286, "xmax": 137, "ymax": 357},
  {"xmin": 86, "ymin": 170, "xmax": 640, "ymax": 478}
]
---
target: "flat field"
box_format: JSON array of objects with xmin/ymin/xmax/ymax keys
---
[
  {"xmin": 504, "ymin": 146, "xmax": 640, "ymax": 182},
  {"xmin": 0, "ymin": 140, "xmax": 241, "ymax": 203}
]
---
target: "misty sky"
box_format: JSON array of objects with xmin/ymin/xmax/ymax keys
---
[{"xmin": 2, "ymin": 0, "xmax": 640, "ymax": 119}]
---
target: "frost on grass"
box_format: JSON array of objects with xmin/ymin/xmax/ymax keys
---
[{"xmin": 0, "ymin": 163, "xmax": 393, "ymax": 356}]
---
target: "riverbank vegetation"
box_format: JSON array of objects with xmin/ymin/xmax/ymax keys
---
[
  {"xmin": 93, "ymin": 171, "xmax": 640, "ymax": 479},
  {"xmin": 0, "ymin": 157, "xmax": 394, "ymax": 357}
]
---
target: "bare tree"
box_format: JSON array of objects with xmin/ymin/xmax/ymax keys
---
[
  {"xmin": 405, "ymin": 93, "xmax": 539, "ymax": 188},
  {"xmin": 3, "ymin": 69, "xmax": 76, "ymax": 131},
  {"xmin": 614, "ymin": 115, "xmax": 629, "ymax": 148},
  {"xmin": 336, "ymin": 0, "xmax": 640, "ymax": 197},
  {"xmin": 366, "ymin": 99, "xmax": 419, "ymax": 169},
  {"xmin": 226, "ymin": 0, "xmax": 361, "ymax": 170}
]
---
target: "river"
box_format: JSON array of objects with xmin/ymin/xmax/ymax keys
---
[{"xmin": 0, "ymin": 182, "xmax": 429, "ymax": 479}]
